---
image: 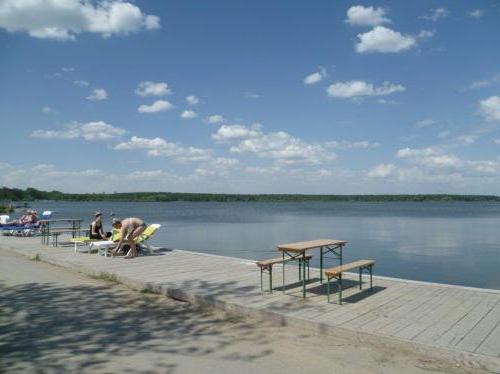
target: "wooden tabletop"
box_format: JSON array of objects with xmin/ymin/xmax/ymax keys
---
[
  {"xmin": 40, "ymin": 219, "xmax": 83, "ymax": 223},
  {"xmin": 277, "ymin": 239, "xmax": 347, "ymax": 252}
]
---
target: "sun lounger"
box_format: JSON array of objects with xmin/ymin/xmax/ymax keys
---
[
  {"xmin": 90, "ymin": 224, "xmax": 161, "ymax": 257},
  {"xmin": 72, "ymin": 229, "xmax": 121, "ymax": 253}
]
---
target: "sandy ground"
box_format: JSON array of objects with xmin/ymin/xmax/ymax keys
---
[{"xmin": 0, "ymin": 248, "xmax": 492, "ymax": 374}]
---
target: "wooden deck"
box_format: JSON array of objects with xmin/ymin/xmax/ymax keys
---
[{"xmin": 2, "ymin": 236, "xmax": 500, "ymax": 369}]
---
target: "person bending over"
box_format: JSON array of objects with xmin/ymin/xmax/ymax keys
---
[
  {"xmin": 111, "ymin": 217, "xmax": 146, "ymax": 258},
  {"xmin": 89, "ymin": 212, "xmax": 111, "ymax": 240}
]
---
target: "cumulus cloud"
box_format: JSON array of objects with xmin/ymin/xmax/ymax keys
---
[
  {"xmin": 468, "ymin": 9, "xmax": 485, "ymax": 18},
  {"xmin": 212, "ymin": 124, "xmax": 261, "ymax": 142},
  {"xmin": 345, "ymin": 5, "xmax": 389, "ymax": 27},
  {"xmin": 324, "ymin": 140, "xmax": 380, "ymax": 149},
  {"xmin": 87, "ymin": 88, "xmax": 107, "ymax": 101},
  {"xmin": 114, "ymin": 136, "xmax": 212, "ymax": 163},
  {"xmin": 368, "ymin": 163, "xmax": 396, "ymax": 178},
  {"xmin": 0, "ymin": 0, "xmax": 160, "ymax": 41},
  {"xmin": 31, "ymin": 121, "xmax": 127, "ymax": 141},
  {"xmin": 206, "ymin": 115, "xmax": 225, "ymax": 124},
  {"xmin": 326, "ymin": 80, "xmax": 405, "ymax": 99},
  {"xmin": 195, "ymin": 157, "xmax": 240, "ymax": 177},
  {"xmin": 479, "ymin": 96, "xmax": 500, "ymax": 122},
  {"xmin": 181, "ymin": 110, "xmax": 197, "ymax": 119},
  {"xmin": 304, "ymin": 68, "xmax": 326, "ymax": 85},
  {"xmin": 138, "ymin": 100, "xmax": 173, "ymax": 113},
  {"xmin": 355, "ymin": 26, "xmax": 416, "ymax": 53},
  {"xmin": 213, "ymin": 124, "xmax": 336, "ymax": 165},
  {"xmin": 186, "ymin": 95, "xmax": 199, "ymax": 105},
  {"xmin": 420, "ymin": 8, "xmax": 449, "ymax": 21},
  {"xmin": 135, "ymin": 81, "xmax": 171, "ymax": 96}
]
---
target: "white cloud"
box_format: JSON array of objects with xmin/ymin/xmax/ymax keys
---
[
  {"xmin": 355, "ymin": 26, "xmax": 416, "ymax": 53},
  {"xmin": 73, "ymin": 80, "xmax": 89, "ymax": 87},
  {"xmin": 186, "ymin": 95, "xmax": 199, "ymax": 105},
  {"xmin": 206, "ymin": 114, "xmax": 225, "ymax": 124},
  {"xmin": 494, "ymin": 139, "xmax": 500, "ymax": 145},
  {"xmin": 0, "ymin": 0, "xmax": 160, "ymax": 41},
  {"xmin": 397, "ymin": 147, "xmax": 441, "ymax": 159},
  {"xmin": 42, "ymin": 106, "xmax": 58, "ymax": 114},
  {"xmin": 345, "ymin": 5, "xmax": 389, "ymax": 27},
  {"xmin": 220, "ymin": 124, "xmax": 336, "ymax": 165},
  {"xmin": 368, "ymin": 163, "xmax": 396, "ymax": 178},
  {"xmin": 181, "ymin": 110, "xmax": 198, "ymax": 119},
  {"xmin": 87, "ymin": 88, "xmax": 107, "ymax": 101},
  {"xmin": 468, "ymin": 9, "xmax": 485, "ymax": 18},
  {"xmin": 195, "ymin": 157, "xmax": 240, "ymax": 177},
  {"xmin": 304, "ymin": 68, "xmax": 326, "ymax": 85},
  {"xmin": 114, "ymin": 136, "xmax": 212, "ymax": 163},
  {"xmin": 324, "ymin": 140, "xmax": 380, "ymax": 149},
  {"xmin": 31, "ymin": 121, "xmax": 127, "ymax": 141},
  {"xmin": 135, "ymin": 81, "xmax": 171, "ymax": 96},
  {"xmin": 415, "ymin": 118, "xmax": 436, "ymax": 127},
  {"xmin": 479, "ymin": 96, "xmax": 500, "ymax": 122},
  {"xmin": 138, "ymin": 100, "xmax": 173, "ymax": 113},
  {"xmin": 326, "ymin": 80, "xmax": 405, "ymax": 99},
  {"xmin": 212, "ymin": 124, "xmax": 261, "ymax": 142},
  {"xmin": 468, "ymin": 74, "xmax": 500, "ymax": 90},
  {"xmin": 417, "ymin": 30, "xmax": 435, "ymax": 39},
  {"xmin": 420, "ymin": 8, "xmax": 449, "ymax": 21}
]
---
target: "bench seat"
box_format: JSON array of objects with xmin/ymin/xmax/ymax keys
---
[
  {"xmin": 257, "ymin": 254, "xmax": 313, "ymax": 292},
  {"xmin": 325, "ymin": 259, "xmax": 375, "ymax": 304}
]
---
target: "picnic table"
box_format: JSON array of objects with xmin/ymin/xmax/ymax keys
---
[
  {"xmin": 40, "ymin": 219, "xmax": 83, "ymax": 245},
  {"xmin": 277, "ymin": 239, "xmax": 347, "ymax": 299}
]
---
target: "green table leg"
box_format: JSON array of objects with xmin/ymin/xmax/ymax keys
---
[
  {"xmin": 282, "ymin": 251, "xmax": 285, "ymax": 292},
  {"xmin": 302, "ymin": 252, "xmax": 306, "ymax": 299},
  {"xmin": 269, "ymin": 267, "xmax": 273, "ymax": 293},
  {"xmin": 320, "ymin": 247, "xmax": 323, "ymax": 283}
]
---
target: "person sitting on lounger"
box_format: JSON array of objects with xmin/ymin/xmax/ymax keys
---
[
  {"xmin": 89, "ymin": 211, "xmax": 111, "ymax": 240},
  {"xmin": 111, "ymin": 217, "xmax": 146, "ymax": 259},
  {"xmin": 4, "ymin": 210, "xmax": 39, "ymax": 226}
]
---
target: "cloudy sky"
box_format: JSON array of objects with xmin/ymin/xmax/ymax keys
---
[{"xmin": 1, "ymin": 0, "xmax": 499, "ymax": 194}]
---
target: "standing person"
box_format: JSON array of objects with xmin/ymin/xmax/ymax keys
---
[
  {"xmin": 89, "ymin": 212, "xmax": 111, "ymax": 240},
  {"xmin": 111, "ymin": 217, "xmax": 146, "ymax": 258}
]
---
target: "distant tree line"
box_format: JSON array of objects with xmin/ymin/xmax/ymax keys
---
[{"xmin": 1, "ymin": 187, "xmax": 500, "ymax": 203}]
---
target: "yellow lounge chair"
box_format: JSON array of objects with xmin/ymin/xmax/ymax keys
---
[
  {"xmin": 91, "ymin": 224, "xmax": 161, "ymax": 257},
  {"xmin": 72, "ymin": 229, "xmax": 121, "ymax": 253}
]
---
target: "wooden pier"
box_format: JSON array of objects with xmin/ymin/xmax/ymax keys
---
[{"xmin": 1, "ymin": 236, "xmax": 499, "ymax": 371}]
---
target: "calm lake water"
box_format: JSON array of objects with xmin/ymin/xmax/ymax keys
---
[{"xmin": 27, "ymin": 200, "xmax": 500, "ymax": 289}]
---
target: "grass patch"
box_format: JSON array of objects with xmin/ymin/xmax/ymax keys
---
[
  {"xmin": 30, "ymin": 253, "xmax": 40, "ymax": 262},
  {"xmin": 140, "ymin": 287, "xmax": 156, "ymax": 294},
  {"xmin": 91, "ymin": 272, "xmax": 119, "ymax": 284}
]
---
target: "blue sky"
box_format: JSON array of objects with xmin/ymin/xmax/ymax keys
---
[{"xmin": 1, "ymin": 0, "xmax": 500, "ymax": 194}]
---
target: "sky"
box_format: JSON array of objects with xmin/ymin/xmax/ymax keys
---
[{"xmin": 1, "ymin": 0, "xmax": 500, "ymax": 194}]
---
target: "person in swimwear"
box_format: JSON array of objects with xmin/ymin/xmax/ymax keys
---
[{"xmin": 111, "ymin": 217, "xmax": 146, "ymax": 258}]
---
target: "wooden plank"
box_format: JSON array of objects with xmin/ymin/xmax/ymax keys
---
[
  {"xmin": 475, "ymin": 318, "xmax": 500, "ymax": 357},
  {"xmin": 277, "ymin": 239, "xmax": 347, "ymax": 252},
  {"xmin": 454, "ymin": 302, "xmax": 500, "ymax": 353},
  {"xmin": 325, "ymin": 260, "xmax": 375, "ymax": 277},
  {"xmin": 433, "ymin": 295, "xmax": 500, "ymax": 349}
]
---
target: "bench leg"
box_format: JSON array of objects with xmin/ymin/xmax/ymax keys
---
[
  {"xmin": 338, "ymin": 274, "xmax": 342, "ymax": 305},
  {"xmin": 260, "ymin": 268, "xmax": 263, "ymax": 292},
  {"xmin": 327, "ymin": 276, "xmax": 331, "ymax": 303},
  {"xmin": 298, "ymin": 260, "xmax": 301, "ymax": 281},
  {"xmin": 282, "ymin": 251, "xmax": 285, "ymax": 293},
  {"xmin": 307, "ymin": 259, "xmax": 310, "ymax": 280},
  {"xmin": 370, "ymin": 266, "xmax": 373, "ymax": 290},
  {"xmin": 359, "ymin": 268, "xmax": 362, "ymax": 290},
  {"xmin": 269, "ymin": 266, "xmax": 273, "ymax": 293}
]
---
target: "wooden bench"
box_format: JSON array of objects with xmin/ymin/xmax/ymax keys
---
[
  {"xmin": 325, "ymin": 259, "xmax": 375, "ymax": 304},
  {"xmin": 257, "ymin": 254, "xmax": 312, "ymax": 292}
]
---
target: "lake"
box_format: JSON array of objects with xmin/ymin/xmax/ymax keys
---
[{"xmin": 27, "ymin": 200, "xmax": 500, "ymax": 289}]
